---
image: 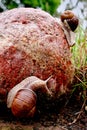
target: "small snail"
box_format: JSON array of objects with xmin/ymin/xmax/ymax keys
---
[
  {"xmin": 59, "ymin": 10, "xmax": 79, "ymax": 47},
  {"xmin": 7, "ymin": 76, "xmax": 52, "ymax": 118},
  {"xmin": 60, "ymin": 10, "xmax": 79, "ymax": 31}
]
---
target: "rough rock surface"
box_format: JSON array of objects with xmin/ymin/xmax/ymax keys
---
[{"xmin": 0, "ymin": 8, "xmax": 74, "ymax": 101}]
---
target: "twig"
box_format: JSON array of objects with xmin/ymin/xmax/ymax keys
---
[
  {"xmin": 68, "ymin": 97, "xmax": 86, "ymax": 125},
  {"xmin": 75, "ymin": 75, "xmax": 87, "ymax": 87}
]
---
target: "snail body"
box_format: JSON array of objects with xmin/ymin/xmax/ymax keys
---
[{"xmin": 7, "ymin": 76, "xmax": 52, "ymax": 118}]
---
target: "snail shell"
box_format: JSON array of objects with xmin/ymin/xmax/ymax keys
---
[
  {"xmin": 61, "ymin": 10, "xmax": 79, "ymax": 31},
  {"xmin": 7, "ymin": 76, "xmax": 37, "ymax": 108},
  {"xmin": 11, "ymin": 88, "xmax": 37, "ymax": 118}
]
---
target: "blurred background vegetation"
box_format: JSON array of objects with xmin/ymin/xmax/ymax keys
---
[{"xmin": 0, "ymin": 0, "xmax": 60, "ymax": 15}]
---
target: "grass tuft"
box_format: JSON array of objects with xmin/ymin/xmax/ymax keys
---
[
  {"xmin": 71, "ymin": 26, "xmax": 87, "ymax": 69},
  {"xmin": 71, "ymin": 25, "xmax": 87, "ymax": 102}
]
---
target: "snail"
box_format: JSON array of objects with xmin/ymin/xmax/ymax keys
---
[
  {"xmin": 7, "ymin": 76, "xmax": 52, "ymax": 118},
  {"xmin": 58, "ymin": 10, "xmax": 79, "ymax": 47},
  {"xmin": 60, "ymin": 10, "xmax": 79, "ymax": 31}
]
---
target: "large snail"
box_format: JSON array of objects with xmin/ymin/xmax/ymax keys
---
[
  {"xmin": 0, "ymin": 8, "xmax": 79, "ymax": 118},
  {"xmin": 7, "ymin": 76, "xmax": 52, "ymax": 117}
]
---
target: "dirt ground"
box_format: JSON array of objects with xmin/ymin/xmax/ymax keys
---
[{"xmin": 0, "ymin": 92, "xmax": 87, "ymax": 130}]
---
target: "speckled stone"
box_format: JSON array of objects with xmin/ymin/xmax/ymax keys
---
[{"xmin": 0, "ymin": 8, "xmax": 74, "ymax": 101}]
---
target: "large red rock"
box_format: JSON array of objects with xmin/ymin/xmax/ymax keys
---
[{"xmin": 0, "ymin": 8, "xmax": 74, "ymax": 101}]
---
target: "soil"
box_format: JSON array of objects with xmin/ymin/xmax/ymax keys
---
[{"xmin": 0, "ymin": 92, "xmax": 87, "ymax": 130}]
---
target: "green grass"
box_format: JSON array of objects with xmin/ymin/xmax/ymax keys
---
[
  {"xmin": 72, "ymin": 26, "xmax": 87, "ymax": 69},
  {"xmin": 71, "ymin": 25, "xmax": 87, "ymax": 101}
]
